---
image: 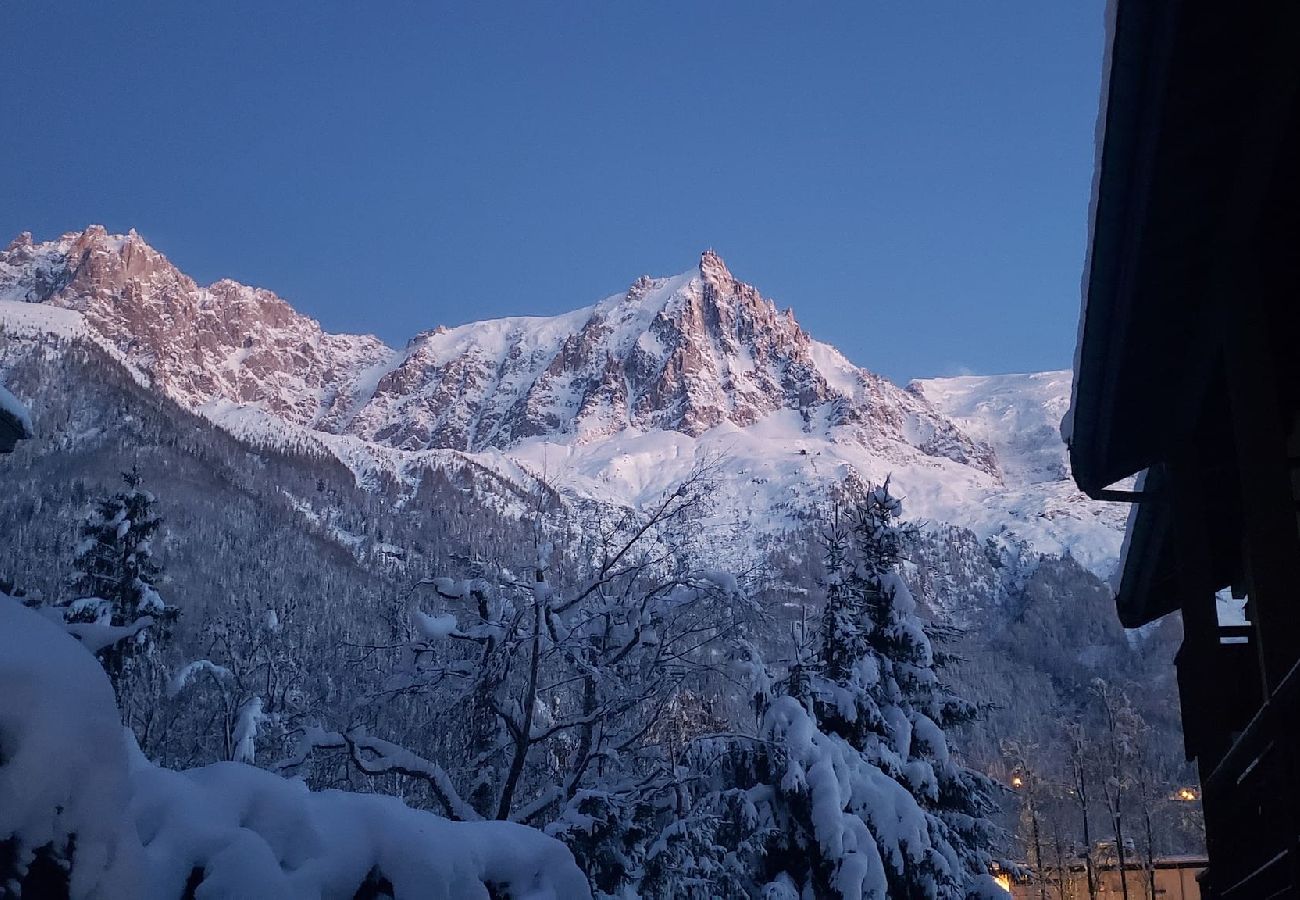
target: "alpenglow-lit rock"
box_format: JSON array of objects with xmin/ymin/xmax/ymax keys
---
[{"xmin": 0, "ymin": 228, "xmax": 1127, "ymax": 576}]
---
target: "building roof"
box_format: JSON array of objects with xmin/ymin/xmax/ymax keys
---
[
  {"xmin": 1067, "ymin": 2, "xmax": 1246, "ymax": 496},
  {"xmin": 0, "ymin": 381, "xmax": 31, "ymax": 454},
  {"xmin": 1069, "ymin": 3, "xmax": 1300, "ymax": 624}
]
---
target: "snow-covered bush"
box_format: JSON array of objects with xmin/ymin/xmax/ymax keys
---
[
  {"xmin": 0, "ymin": 594, "xmax": 590, "ymax": 899},
  {"xmin": 0, "ymin": 592, "xmax": 140, "ymax": 897},
  {"xmin": 0, "ymin": 378, "xmax": 33, "ymax": 449}
]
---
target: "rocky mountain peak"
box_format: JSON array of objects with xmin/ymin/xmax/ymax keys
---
[
  {"xmin": 0, "ymin": 227, "xmax": 1126, "ymax": 584},
  {"xmin": 0, "ymin": 227, "xmax": 998, "ymax": 477},
  {"xmin": 5, "ymin": 232, "xmax": 33, "ymax": 254},
  {"xmin": 0, "ymin": 227, "xmax": 391, "ymax": 427},
  {"xmin": 627, "ymin": 274, "xmax": 655, "ymax": 296},
  {"xmin": 698, "ymin": 249, "xmax": 733, "ymax": 286}
]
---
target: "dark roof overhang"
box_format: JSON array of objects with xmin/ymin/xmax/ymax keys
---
[
  {"xmin": 1069, "ymin": 2, "xmax": 1300, "ymax": 625},
  {"xmin": 1068, "ymin": 1, "xmax": 1299, "ymax": 496},
  {"xmin": 1116, "ymin": 461, "xmax": 1241, "ymax": 627},
  {"xmin": 1113, "ymin": 470, "xmax": 1174, "ymax": 628},
  {"xmin": 0, "ymin": 406, "xmax": 28, "ymax": 454}
]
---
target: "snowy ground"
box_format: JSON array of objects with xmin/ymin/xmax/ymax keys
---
[{"xmin": 0, "ymin": 594, "xmax": 590, "ymax": 899}]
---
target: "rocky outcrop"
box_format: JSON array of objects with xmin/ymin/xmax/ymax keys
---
[
  {"xmin": 0, "ymin": 228, "xmax": 996, "ymax": 473},
  {"xmin": 1, "ymin": 227, "xmax": 1136, "ymax": 576},
  {"xmin": 0, "ymin": 226, "xmax": 391, "ymax": 427}
]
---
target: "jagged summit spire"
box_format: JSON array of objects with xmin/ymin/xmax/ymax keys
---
[
  {"xmin": 5, "ymin": 232, "xmax": 33, "ymax": 253},
  {"xmin": 699, "ymin": 248, "xmax": 732, "ymax": 285}
]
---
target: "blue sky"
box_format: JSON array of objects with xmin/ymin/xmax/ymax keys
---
[{"xmin": 1, "ymin": 2, "xmax": 1105, "ymax": 383}]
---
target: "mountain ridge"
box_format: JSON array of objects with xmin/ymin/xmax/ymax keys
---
[{"xmin": 0, "ymin": 226, "xmax": 1125, "ymax": 576}]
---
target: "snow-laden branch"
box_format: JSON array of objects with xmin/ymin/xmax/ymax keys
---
[
  {"xmin": 65, "ymin": 614, "xmax": 155, "ymax": 654},
  {"xmin": 274, "ymin": 724, "xmax": 482, "ymax": 822},
  {"xmin": 412, "ymin": 609, "xmax": 461, "ymax": 642},
  {"xmin": 272, "ymin": 724, "xmax": 347, "ymax": 772},
  {"xmin": 345, "ymin": 729, "xmax": 484, "ymax": 823},
  {"xmin": 168, "ymin": 658, "xmax": 234, "ymax": 697}
]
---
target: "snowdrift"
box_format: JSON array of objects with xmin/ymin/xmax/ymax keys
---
[{"xmin": 0, "ymin": 596, "xmax": 590, "ymax": 899}]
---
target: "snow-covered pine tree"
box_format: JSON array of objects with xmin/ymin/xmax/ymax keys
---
[
  {"xmin": 686, "ymin": 480, "xmax": 1001, "ymax": 899},
  {"xmin": 841, "ymin": 481, "xmax": 1001, "ymax": 896},
  {"xmin": 65, "ymin": 470, "xmax": 178, "ymax": 718}
]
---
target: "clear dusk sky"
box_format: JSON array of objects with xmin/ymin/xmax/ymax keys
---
[{"xmin": 1, "ymin": 2, "xmax": 1106, "ymax": 383}]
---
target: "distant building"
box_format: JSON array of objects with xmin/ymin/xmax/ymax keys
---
[
  {"xmin": 1008, "ymin": 856, "xmax": 1207, "ymax": 900},
  {"xmin": 1067, "ymin": 2, "xmax": 1300, "ymax": 898}
]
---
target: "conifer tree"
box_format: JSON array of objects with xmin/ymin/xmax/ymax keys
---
[
  {"xmin": 65, "ymin": 470, "xmax": 178, "ymax": 717},
  {"xmin": 840, "ymin": 482, "xmax": 1000, "ymax": 895},
  {"xmin": 685, "ymin": 479, "xmax": 1000, "ymax": 899}
]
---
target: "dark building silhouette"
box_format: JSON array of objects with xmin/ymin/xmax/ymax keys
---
[
  {"xmin": 1068, "ymin": 3, "xmax": 1300, "ymax": 897},
  {"xmin": 0, "ymin": 386, "xmax": 29, "ymax": 454}
]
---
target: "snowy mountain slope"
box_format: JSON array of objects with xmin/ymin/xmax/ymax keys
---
[
  {"xmin": 909, "ymin": 372, "xmax": 1129, "ymax": 575},
  {"xmin": 910, "ymin": 371, "xmax": 1073, "ymax": 485},
  {"xmin": 0, "ymin": 231, "xmax": 988, "ymax": 463},
  {"xmin": 326, "ymin": 248, "xmax": 995, "ymax": 471},
  {"xmin": 0, "ymin": 227, "xmax": 1126, "ymax": 575},
  {"xmin": 0, "ymin": 298, "xmax": 551, "ymax": 528}
]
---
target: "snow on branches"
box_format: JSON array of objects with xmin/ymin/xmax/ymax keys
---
[
  {"xmin": 0, "ymin": 595, "xmax": 590, "ymax": 899},
  {"xmin": 674, "ymin": 479, "xmax": 1002, "ymax": 899},
  {"xmin": 284, "ymin": 461, "xmax": 758, "ymax": 894},
  {"xmin": 61, "ymin": 470, "xmax": 178, "ymax": 719}
]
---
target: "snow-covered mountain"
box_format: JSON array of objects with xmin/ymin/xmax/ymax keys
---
[{"xmin": 0, "ymin": 226, "xmax": 1125, "ymax": 575}]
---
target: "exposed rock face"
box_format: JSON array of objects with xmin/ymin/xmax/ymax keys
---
[
  {"xmin": 1, "ymin": 227, "xmax": 1135, "ymax": 576},
  {"xmin": 0, "ymin": 228, "xmax": 995, "ymax": 471},
  {"xmin": 0, "ymin": 226, "xmax": 391, "ymax": 427},
  {"xmin": 339, "ymin": 249, "xmax": 995, "ymax": 472}
]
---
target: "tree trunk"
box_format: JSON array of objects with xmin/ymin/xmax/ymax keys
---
[
  {"xmin": 1031, "ymin": 803, "xmax": 1047, "ymax": 900},
  {"xmin": 495, "ymin": 568, "xmax": 545, "ymax": 820},
  {"xmin": 1143, "ymin": 801, "xmax": 1157, "ymax": 900},
  {"xmin": 1113, "ymin": 810, "xmax": 1131, "ymax": 900},
  {"xmin": 1080, "ymin": 804, "xmax": 1097, "ymax": 900},
  {"xmin": 1076, "ymin": 773, "xmax": 1098, "ymax": 900},
  {"xmin": 1048, "ymin": 816, "xmax": 1068, "ymax": 900}
]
